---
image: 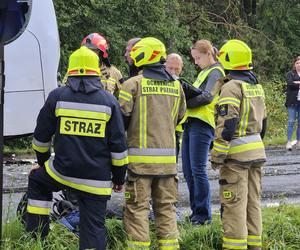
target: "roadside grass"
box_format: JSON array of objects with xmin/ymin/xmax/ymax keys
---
[{"xmin": 3, "ymin": 204, "xmax": 300, "ymax": 250}]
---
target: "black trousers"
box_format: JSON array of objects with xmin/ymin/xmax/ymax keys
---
[{"xmin": 26, "ymin": 165, "xmax": 108, "ymax": 250}]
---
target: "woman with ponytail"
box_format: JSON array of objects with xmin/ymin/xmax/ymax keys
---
[{"xmin": 182, "ymin": 39, "xmax": 225, "ymax": 225}]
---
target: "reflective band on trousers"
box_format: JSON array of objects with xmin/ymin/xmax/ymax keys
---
[
  {"xmin": 247, "ymin": 235, "xmax": 262, "ymax": 246},
  {"xmin": 223, "ymin": 237, "xmax": 247, "ymax": 249},
  {"xmin": 27, "ymin": 199, "xmax": 52, "ymax": 215},
  {"xmin": 127, "ymin": 241, "xmax": 150, "ymax": 249},
  {"xmin": 111, "ymin": 151, "xmax": 129, "ymax": 166},
  {"xmin": 158, "ymin": 239, "xmax": 179, "ymax": 249},
  {"xmin": 32, "ymin": 137, "xmax": 51, "ymax": 153},
  {"xmin": 45, "ymin": 158, "xmax": 112, "ymax": 195},
  {"xmin": 128, "ymin": 148, "xmax": 176, "ymax": 164}
]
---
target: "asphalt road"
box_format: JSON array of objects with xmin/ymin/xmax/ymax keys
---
[{"xmin": 2, "ymin": 147, "xmax": 300, "ymax": 220}]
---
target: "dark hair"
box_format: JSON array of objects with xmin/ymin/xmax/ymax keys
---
[{"xmin": 293, "ymin": 56, "xmax": 300, "ymax": 70}]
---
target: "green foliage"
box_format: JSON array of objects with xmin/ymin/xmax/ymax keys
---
[
  {"xmin": 3, "ymin": 205, "xmax": 300, "ymax": 249},
  {"xmin": 263, "ymin": 81, "xmax": 287, "ymax": 140}
]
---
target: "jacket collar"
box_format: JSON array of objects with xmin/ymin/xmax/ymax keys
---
[{"xmin": 66, "ymin": 76, "xmax": 103, "ymax": 93}]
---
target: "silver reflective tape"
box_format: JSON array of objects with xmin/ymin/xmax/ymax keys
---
[
  {"xmin": 28, "ymin": 199, "xmax": 52, "ymax": 208},
  {"xmin": 111, "ymin": 151, "xmax": 128, "ymax": 159},
  {"xmin": 32, "ymin": 137, "xmax": 51, "ymax": 147},
  {"xmin": 127, "ymin": 244, "xmax": 149, "ymax": 249},
  {"xmin": 223, "ymin": 241, "xmax": 247, "ymax": 247},
  {"xmin": 129, "ymin": 148, "xmax": 176, "ymax": 156},
  {"xmin": 56, "ymin": 101, "xmax": 111, "ymax": 116},
  {"xmin": 49, "ymin": 158, "xmax": 112, "ymax": 188},
  {"xmin": 230, "ymin": 134, "xmax": 262, "ymax": 147}
]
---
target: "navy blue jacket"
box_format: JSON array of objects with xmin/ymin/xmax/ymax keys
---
[{"xmin": 32, "ymin": 76, "xmax": 128, "ymax": 195}]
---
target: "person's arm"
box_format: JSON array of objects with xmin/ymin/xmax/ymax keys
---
[
  {"xmin": 286, "ymin": 71, "xmax": 300, "ymax": 90},
  {"xmin": 32, "ymin": 90, "xmax": 58, "ymax": 166},
  {"xmin": 118, "ymin": 79, "xmax": 137, "ymax": 130},
  {"xmin": 107, "ymin": 100, "xmax": 128, "ymax": 187},
  {"xmin": 210, "ymin": 82, "xmax": 242, "ymax": 167},
  {"xmin": 187, "ymin": 69, "xmax": 223, "ymax": 108}
]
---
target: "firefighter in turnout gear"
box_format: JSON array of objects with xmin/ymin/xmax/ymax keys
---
[
  {"xmin": 211, "ymin": 40, "xmax": 267, "ymax": 250},
  {"xmin": 27, "ymin": 46, "xmax": 128, "ymax": 250},
  {"xmin": 119, "ymin": 37, "xmax": 186, "ymax": 250},
  {"xmin": 81, "ymin": 33, "xmax": 124, "ymax": 96}
]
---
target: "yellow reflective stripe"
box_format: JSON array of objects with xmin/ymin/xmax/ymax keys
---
[
  {"xmin": 219, "ymin": 97, "xmax": 241, "ymax": 107},
  {"xmin": 239, "ymin": 98, "xmax": 250, "ymax": 137},
  {"xmin": 106, "ymin": 78, "xmax": 117, "ymax": 84},
  {"xmin": 127, "ymin": 240, "xmax": 150, "ymax": 249},
  {"xmin": 45, "ymin": 160, "xmax": 112, "ymax": 196},
  {"xmin": 248, "ymin": 235, "xmax": 261, "ymax": 240},
  {"xmin": 119, "ymin": 94, "xmax": 131, "ymax": 102},
  {"xmin": 222, "ymin": 244, "xmax": 247, "ymax": 250},
  {"xmin": 229, "ymin": 141, "xmax": 264, "ymax": 154},
  {"xmin": 129, "ymin": 155, "xmax": 176, "ymax": 164},
  {"xmin": 112, "ymin": 157, "xmax": 129, "ymax": 166},
  {"xmin": 32, "ymin": 138, "xmax": 51, "ymax": 153},
  {"xmin": 247, "ymin": 235, "xmax": 262, "ymax": 246},
  {"xmin": 32, "ymin": 143, "xmax": 50, "ymax": 153},
  {"xmin": 213, "ymin": 142, "xmax": 229, "ymax": 153},
  {"xmin": 171, "ymin": 98, "xmax": 180, "ymax": 120},
  {"xmin": 55, "ymin": 108, "xmax": 111, "ymax": 121},
  {"xmin": 223, "ymin": 237, "xmax": 247, "ymax": 249},
  {"xmin": 119, "ymin": 90, "xmax": 133, "ymax": 100},
  {"xmin": 144, "ymin": 97, "xmax": 147, "ymax": 148},
  {"xmin": 27, "ymin": 205, "xmax": 51, "ymax": 215},
  {"xmin": 139, "ymin": 96, "xmax": 147, "ymax": 148}
]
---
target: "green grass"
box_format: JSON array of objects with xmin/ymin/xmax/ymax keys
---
[{"xmin": 3, "ymin": 204, "xmax": 300, "ymax": 250}]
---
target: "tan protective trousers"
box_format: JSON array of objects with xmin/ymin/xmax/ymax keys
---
[
  {"xmin": 123, "ymin": 173, "xmax": 179, "ymax": 250},
  {"xmin": 219, "ymin": 161, "xmax": 264, "ymax": 250}
]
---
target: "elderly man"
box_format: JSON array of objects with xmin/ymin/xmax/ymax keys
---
[{"xmin": 165, "ymin": 53, "xmax": 183, "ymax": 79}]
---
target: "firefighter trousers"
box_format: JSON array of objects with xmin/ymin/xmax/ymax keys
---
[
  {"xmin": 123, "ymin": 173, "xmax": 179, "ymax": 250},
  {"xmin": 26, "ymin": 165, "xmax": 108, "ymax": 250},
  {"xmin": 219, "ymin": 161, "xmax": 264, "ymax": 250}
]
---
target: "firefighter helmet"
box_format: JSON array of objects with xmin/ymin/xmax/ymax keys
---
[
  {"xmin": 130, "ymin": 37, "xmax": 166, "ymax": 67},
  {"xmin": 67, "ymin": 46, "xmax": 100, "ymax": 77},
  {"xmin": 218, "ymin": 39, "xmax": 253, "ymax": 70},
  {"xmin": 81, "ymin": 33, "xmax": 109, "ymax": 58}
]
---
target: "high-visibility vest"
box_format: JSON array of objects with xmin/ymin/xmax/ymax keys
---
[{"xmin": 184, "ymin": 65, "xmax": 225, "ymax": 128}]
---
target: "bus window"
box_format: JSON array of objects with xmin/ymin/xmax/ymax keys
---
[{"xmin": 0, "ymin": 0, "xmax": 30, "ymax": 44}]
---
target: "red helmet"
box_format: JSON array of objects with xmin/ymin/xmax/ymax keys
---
[{"xmin": 81, "ymin": 33, "xmax": 109, "ymax": 58}]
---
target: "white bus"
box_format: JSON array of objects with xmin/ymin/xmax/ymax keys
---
[{"xmin": 2, "ymin": 0, "xmax": 60, "ymax": 137}]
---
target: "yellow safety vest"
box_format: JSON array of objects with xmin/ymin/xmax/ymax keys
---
[{"xmin": 183, "ymin": 65, "xmax": 225, "ymax": 128}]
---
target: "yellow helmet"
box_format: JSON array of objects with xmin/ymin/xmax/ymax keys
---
[
  {"xmin": 67, "ymin": 46, "xmax": 100, "ymax": 76},
  {"xmin": 130, "ymin": 37, "xmax": 167, "ymax": 67},
  {"xmin": 218, "ymin": 39, "xmax": 253, "ymax": 70}
]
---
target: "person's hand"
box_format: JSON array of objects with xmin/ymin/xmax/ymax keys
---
[
  {"xmin": 113, "ymin": 184, "xmax": 124, "ymax": 193},
  {"xmin": 293, "ymin": 81, "xmax": 300, "ymax": 84},
  {"xmin": 29, "ymin": 164, "xmax": 40, "ymax": 175}
]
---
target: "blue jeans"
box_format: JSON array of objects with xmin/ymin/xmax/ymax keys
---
[
  {"xmin": 287, "ymin": 105, "xmax": 300, "ymax": 141},
  {"xmin": 182, "ymin": 118, "xmax": 214, "ymax": 223}
]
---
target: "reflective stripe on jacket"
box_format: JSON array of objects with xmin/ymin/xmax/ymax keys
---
[
  {"xmin": 212, "ymin": 79, "xmax": 267, "ymax": 163},
  {"xmin": 119, "ymin": 75, "xmax": 186, "ymax": 176}
]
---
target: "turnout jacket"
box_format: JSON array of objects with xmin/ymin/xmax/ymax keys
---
[
  {"xmin": 119, "ymin": 64, "xmax": 186, "ymax": 176},
  {"xmin": 211, "ymin": 71, "xmax": 267, "ymax": 164},
  {"xmin": 32, "ymin": 76, "xmax": 128, "ymax": 196},
  {"xmin": 100, "ymin": 64, "xmax": 124, "ymax": 96}
]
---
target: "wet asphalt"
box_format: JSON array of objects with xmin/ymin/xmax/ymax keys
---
[{"xmin": 2, "ymin": 146, "xmax": 300, "ymax": 220}]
